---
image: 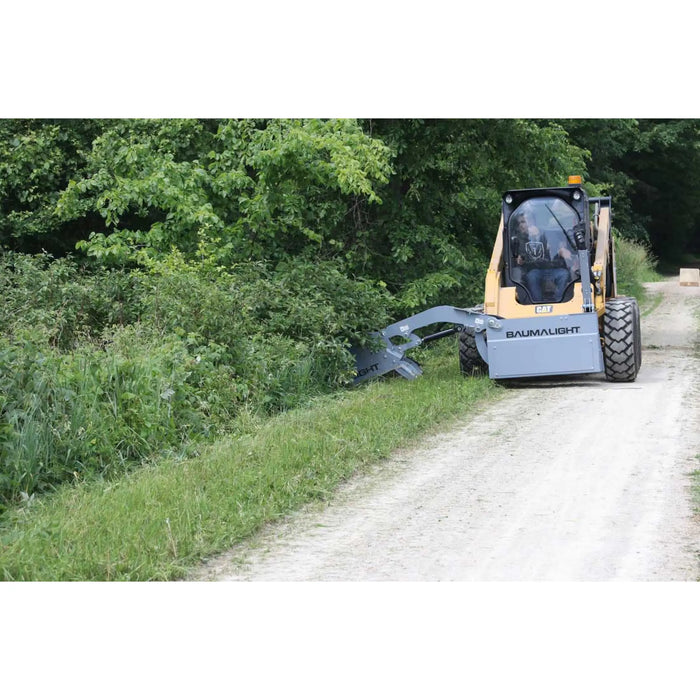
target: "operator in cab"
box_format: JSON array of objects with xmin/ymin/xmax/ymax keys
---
[{"xmin": 510, "ymin": 209, "xmax": 577, "ymax": 303}]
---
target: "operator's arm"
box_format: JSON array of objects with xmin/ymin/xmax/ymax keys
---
[{"xmin": 558, "ymin": 246, "xmax": 574, "ymax": 263}]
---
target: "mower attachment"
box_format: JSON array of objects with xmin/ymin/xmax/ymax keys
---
[{"xmin": 350, "ymin": 305, "xmax": 500, "ymax": 384}]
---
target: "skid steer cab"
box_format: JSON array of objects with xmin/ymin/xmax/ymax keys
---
[{"xmin": 352, "ymin": 177, "xmax": 642, "ymax": 384}]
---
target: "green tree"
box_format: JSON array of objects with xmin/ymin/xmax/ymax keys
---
[
  {"xmin": 56, "ymin": 118, "xmax": 393, "ymax": 266},
  {"xmin": 0, "ymin": 119, "xmax": 109, "ymax": 253},
  {"xmin": 555, "ymin": 118, "xmax": 700, "ymax": 261},
  {"xmin": 553, "ymin": 119, "xmax": 647, "ymax": 241},
  {"xmin": 626, "ymin": 119, "xmax": 700, "ymax": 260},
  {"xmin": 357, "ymin": 119, "xmax": 589, "ymax": 310}
]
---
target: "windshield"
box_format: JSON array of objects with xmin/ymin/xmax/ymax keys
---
[
  {"xmin": 508, "ymin": 197, "xmax": 579, "ymax": 244},
  {"xmin": 508, "ymin": 196, "xmax": 581, "ymax": 303}
]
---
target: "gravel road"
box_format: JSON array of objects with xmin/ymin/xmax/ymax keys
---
[{"xmin": 198, "ymin": 279, "xmax": 700, "ymax": 581}]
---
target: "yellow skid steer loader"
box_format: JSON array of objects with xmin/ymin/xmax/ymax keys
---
[{"xmin": 352, "ymin": 177, "xmax": 641, "ymax": 383}]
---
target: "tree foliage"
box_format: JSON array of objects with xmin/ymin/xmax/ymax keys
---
[
  {"xmin": 358, "ymin": 119, "xmax": 589, "ymax": 308},
  {"xmin": 626, "ymin": 119, "xmax": 700, "ymax": 258},
  {"xmin": 3, "ymin": 117, "xmax": 698, "ymax": 275},
  {"xmin": 55, "ymin": 118, "xmax": 393, "ymax": 266},
  {"xmin": 0, "ymin": 119, "xmax": 110, "ymax": 254},
  {"xmin": 554, "ymin": 118, "xmax": 700, "ymax": 257}
]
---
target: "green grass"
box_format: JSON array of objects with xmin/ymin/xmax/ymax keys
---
[
  {"xmin": 615, "ymin": 235, "xmax": 664, "ymax": 302},
  {"xmin": 641, "ymin": 291, "xmax": 664, "ymax": 318},
  {"xmin": 0, "ymin": 339, "xmax": 503, "ymax": 581}
]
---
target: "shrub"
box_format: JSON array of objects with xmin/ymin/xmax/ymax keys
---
[
  {"xmin": 614, "ymin": 231, "xmax": 660, "ymax": 300},
  {"xmin": 0, "ymin": 252, "xmax": 393, "ymax": 508},
  {"xmin": 0, "ymin": 252, "xmax": 146, "ymax": 349}
]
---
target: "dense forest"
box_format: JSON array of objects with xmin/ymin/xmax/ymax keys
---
[{"xmin": 1, "ymin": 118, "xmax": 698, "ymax": 508}]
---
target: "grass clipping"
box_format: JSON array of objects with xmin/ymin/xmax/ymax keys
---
[{"xmin": 0, "ymin": 342, "xmax": 501, "ymax": 581}]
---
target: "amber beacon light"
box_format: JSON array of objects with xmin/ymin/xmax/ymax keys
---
[{"xmin": 568, "ymin": 175, "xmax": 582, "ymax": 185}]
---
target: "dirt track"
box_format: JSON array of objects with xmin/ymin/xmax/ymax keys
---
[{"xmin": 198, "ymin": 279, "xmax": 700, "ymax": 581}]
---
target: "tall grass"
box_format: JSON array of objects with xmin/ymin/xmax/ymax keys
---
[
  {"xmin": 0, "ymin": 340, "xmax": 502, "ymax": 580},
  {"xmin": 0, "ymin": 325, "xmax": 242, "ymax": 503},
  {"xmin": 614, "ymin": 232, "xmax": 663, "ymax": 301}
]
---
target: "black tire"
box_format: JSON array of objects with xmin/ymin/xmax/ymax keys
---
[
  {"xmin": 602, "ymin": 297, "xmax": 640, "ymax": 382},
  {"xmin": 459, "ymin": 327, "xmax": 488, "ymax": 376}
]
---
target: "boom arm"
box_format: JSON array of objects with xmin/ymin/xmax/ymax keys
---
[{"xmin": 350, "ymin": 305, "xmax": 502, "ymax": 384}]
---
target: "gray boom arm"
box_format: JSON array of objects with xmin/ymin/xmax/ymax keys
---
[{"xmin": 350, "ymin": 305, "xmax": 502, "ymax": 384}]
